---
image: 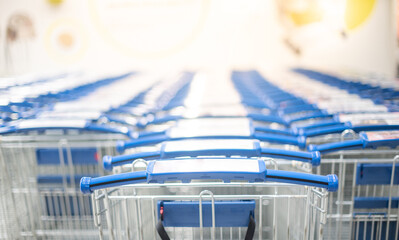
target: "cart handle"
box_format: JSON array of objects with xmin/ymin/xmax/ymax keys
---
[
  {"xmin": 260, "ymin": 148, "xmax": 320, "ymax": 166},
  {"xmin": 0, "ymin": 120, "xmax": 131, "ymax": 136},
  {"xmin": 309, "ymin": 130, "xmax": 399, "ymax": 153},
  {"xmin": 303, "ymin": 123, "xmax": 399, "ymax": 138},
  {"xmin": 254, "ymin": 132, "xmax": 307, "ymax": 149},
  {"xmin": 81, "ymin": 161, "xmax": 338, "ymax": 194},
  {"xmin": 116, "ymin": 135, "xmax": 170, "ymax": 153},
  {"xmin": 301, "ymin": 124, "xmax": 351, "ymax": 137},
  {"xmin": 104, "ymin": 148, "xmax": 320, "ymax": 171},
  {"xmin": 308, "ymin": 139, "xmax": 364, "ymax": 153},
  {"xmin": 253, "ymin": 126, "xmax": 293, "ymax": 136},
  {"xmin": 103, "ymin": 151, "xmax": 160, "ymax": 171},
  {"xmin": 118, "ymin": 132, "xmax": 310, "ymax": 153}
]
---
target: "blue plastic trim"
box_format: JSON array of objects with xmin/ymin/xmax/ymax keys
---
[
  {"xmin": 307, "ymin": 139, "xmax": 364, "ymax": 153},
  {"xmin": 81, "ymin": 159, "xmax": 338, "ymax": 193},
  {"xmin": 284, "ymin": 112, "xmax": 333, "ymax": 125},
  {"xmin": 300, "ymin": 123, "xmax": 352, "ymax": 137},
  {"xmin": 36, "ymin": 148, "xmax": 98, "ymax": 165},
  {"xmin": 103, "ymin": 151, "xmax": 161, "ymax": 171},
  {"xmin": 116, "ymin": 134, "xmax": 170, "ymax": 153},
  {"xmin": 80, "ymin": 171, "xmax": 148, "ymax": 194},
  {"xmin": 266, "ymin": 170, "xmax": 338, "ymax": 191},
  {"xmin": 278, "ymin": 104, "xmax": 319, "ymax": 115},
  {"xmin": 354, "ymin": 197, "xmax": 399, "ymax": 209},
  {"xmin": 37, "ymin": 174, "xmax": 99, "ymax": 185},
  {"xmin": 247, "ymin": 113, "xmax": 287, "ymax": 125},
  {"xmin": 254, "ymin": 132, "xmax": 307, "ymax": 148},
  {"xmin": 144, "ymin": 115, "xmax": 184, "ymax": 127},
  {"xmin": 292, "ymin": 120, "xmax": 343, "ymax": 134},
  {"xmin": 254, "ymin": 126, "xmax": 293, "ymax": 136},
  {"xmin": 0, "ymin": 122, "xmax": 130, "ymax": 136},
  {"xmin": 356, "ymin": 163, "xmax": 399, "ymax": 185},
  {"xmin": 260, "ymin": 148, "xmax": 320, "ymax": 166},
  {"xmin": 158, "ymin": 200, "xmax": 255, "ymax": 227}
]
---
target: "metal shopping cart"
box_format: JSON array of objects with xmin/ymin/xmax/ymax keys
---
[
  {"xmin": 288, "ymin": 130, "xmax": 399, "ymax": 239},
  {"xmin": 81, "ymin": 158, "xmax": 338, "ymax": 240},
  {"xmin": 0, "ymin": 125, "xmax": 129, "ymax": 239},
  {"xmin": 0, "ymin": 71, "xmax": 197, "ymax": 239}
]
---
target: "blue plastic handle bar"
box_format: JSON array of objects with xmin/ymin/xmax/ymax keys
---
[
  {"xmin": 241, "ymin": 100, "xmax": 270, "ymax": 110},
  {"xmin": 81, "ymin": 159, "xmax": 338, "ymax": 194},
  {"xmin": 260, "ymin": 148, "xmax": 320, "ymax": 166},
  {"xmin": 138, "ymin": 115, "xmax": 184, "ymax": 128},
  {"xmin": 81, "ymin": 171, "xmax": 148, "ymax": 193},
  {"xmin": 37, "ymin": 174, "xmax": 99, "ymax": 185},
  {"xmin": 0, "ymin": 122, "xmax": 131, "ymax": 136},
  {"xmin": 103, "ymin": 151, "xmax": 160, "ymax": 171},
  {"xmin": 293, "ymin": 121, "xmax": 346, "ymax": 135},
  {"xmin": 254, "ymin": 126, "xmax": 293, "ymax": 136},
  {"xmin": 246, "ymin": 113, "xmax": 287, "ymax": 125},
  {"xmin": 300, "ymin": 123, "xmax": 351, "ymax": 137},
  {"xmin": 86, "ymin": 124, "xmax": 131, "ymax": 136},
  {"xmin": 117, "ymin": 135, "xmax": 256, "ymax": 153},
  {"xmin": 254, "ymin": 132, "xmax": 307, "ymax": 149},
  {"xmin": 279, "ymin": 104, "xmax": 319, "ymax": 115},
  {"xmin": 116, "ymin": 135, "xmax": 170, "ymax": 153},
  {"xmin": 266, "ymin": 169, "xmax": 338, "ymax": 191},
  {"xmin": 352, "ymin": 124, "xmax": 399, "ymax": 132},
  {"xmin": 139, "ymin": 114, "xmax": 276, "ymax": 129},
  {"xmin": 279, "ymin": 99, "xmax": 309, "ymax": 108},
  {"xmin": 296, "ymin": 119, "xmax": 342, "ymax": 130},
  {"xmin": 303, "ymin": 123, "xmax": 399, "ymax": 137},
  {"xmin": 309, "ymin": 131, "xmax": 399, "ymax": 153},
  {"xmin": 105, "ymin": 144, "xmax": 320, "ymax": 171},
  {"xmin": 284, "ymin": 112, "xmax": 334, "ymax": 125},
  {"xmin": 137, "ymin": 130, "xmax": 168, "ymax": 138},
  {"xmin": 307, "ymin": 139, "xmax": 364, "ymax": 153}
]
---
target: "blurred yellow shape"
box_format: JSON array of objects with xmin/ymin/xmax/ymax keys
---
[
  {"xmin": 47, "ymin": 0, "xmax": 63, "ymax": 5},
  {"xmin": 345, "ymin": 0, "xmax": 376, "ymax": 30},
  {"xmin": 289, "ymin": 6, "xmax": 323, "ymax": 26}
]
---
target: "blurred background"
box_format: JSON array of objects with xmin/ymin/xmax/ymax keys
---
[
  {"xmin": 0, "ymin": 0, "xmax": 397, "ymax": 80},
  {"xmin": 1, "ymin": 1, "xmax": 399, "ymax": 239}
]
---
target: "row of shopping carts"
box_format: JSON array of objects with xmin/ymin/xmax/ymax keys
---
[
  {"xmin": 0, "ymin": 71, "xmax": 194, "ymax": 239},
  {"xmin": 1, "ymin": 68, "xmax": 399, "ymax": 239},
  {"xmin": 82, "ymin": 69, "xmax": 399, "ymax": 240}
]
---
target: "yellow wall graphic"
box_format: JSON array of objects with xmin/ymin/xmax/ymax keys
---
[{"xmin": 345, "ymin": 0, "xmax": 376, "ymax": 30}]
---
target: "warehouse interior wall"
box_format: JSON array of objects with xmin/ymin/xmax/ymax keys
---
[{"xmin": 0, "ymin": 0, "xmax": 397, "ymax": 80}]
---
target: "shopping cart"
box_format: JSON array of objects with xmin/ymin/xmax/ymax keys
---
[
  {"xmin": 232, "ymin": 71, "xmax": 396, "ymax": 142},
  {"xmin": 81, "ymin": 158, "xmax": 338, "ymax": 240},
  {"xmin": 289, "ymin": 130, "xmax": 399, "ymax": 239},
  {"xmin": 0, "ymin": 127, "xmax": 127, "ymax": 239},
  {"xmin": 0, "ymin": 71, "xmax": 197, "ymax": 239},
  {"xmin": 0, "ymin": 71, "xmax": 132, "ymax": 123}
]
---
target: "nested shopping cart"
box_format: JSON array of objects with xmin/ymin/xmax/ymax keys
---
[
  {"xmin": 0, "ymin": 126, "xmax": 129, "ymax": 239},
  {"xmin": 0, "ymin": 71, "xmax": 196, "ymax": 239},
  {"xmin": 288, "ymin": 130, "xmax": 399, "ymax": 240},
  {"xmin": 81, "ymin": 158, "xmax": 338, "ymax": 240}
]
